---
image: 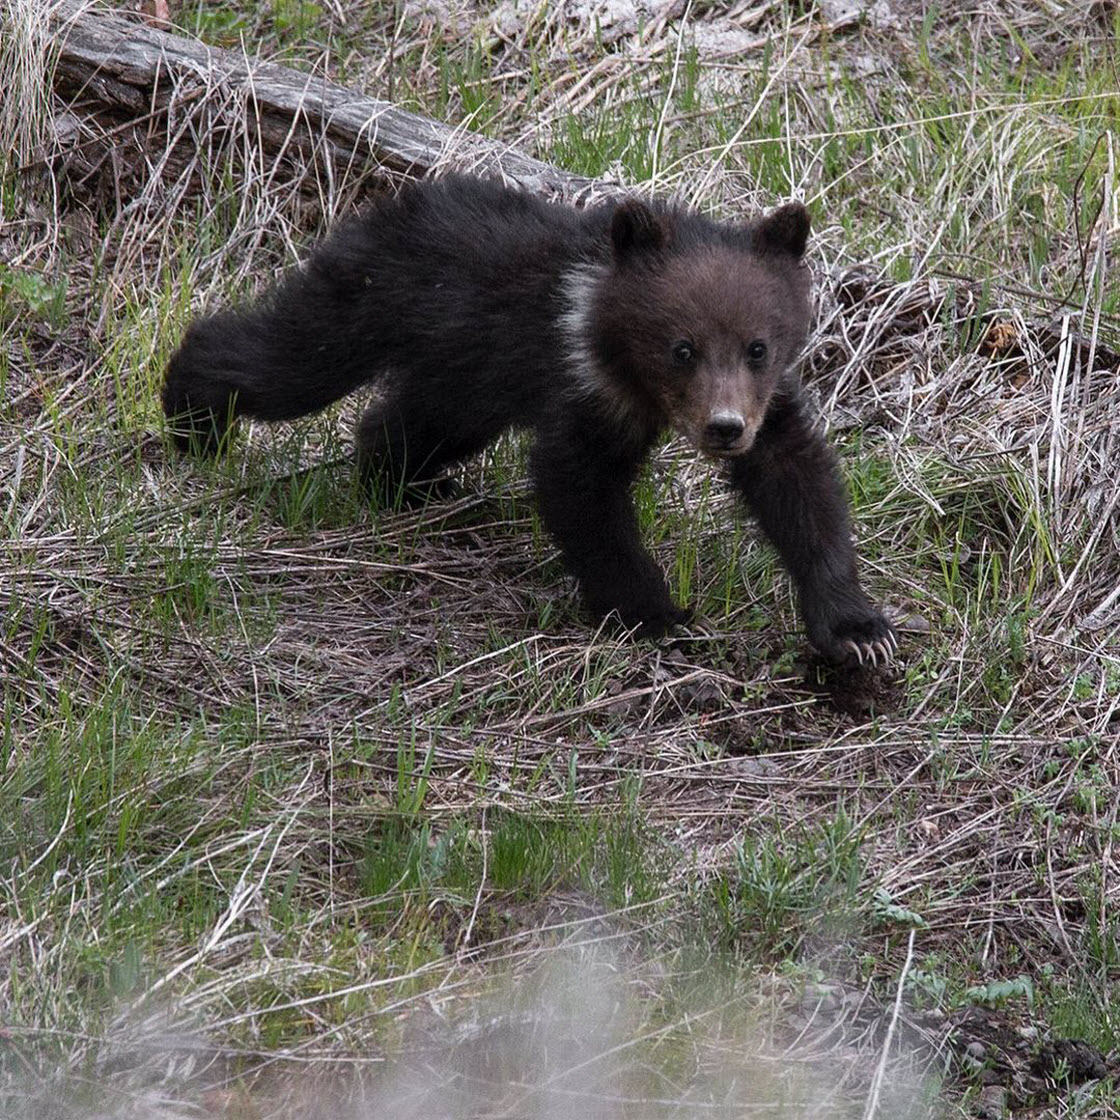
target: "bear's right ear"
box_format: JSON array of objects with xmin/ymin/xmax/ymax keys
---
[
  {"xmin": 611, "ymin": 200, "xmax": 667, "ymax": 260},
  {"xmin": 753, "ymin": 201, "xmax": 811, "ymax": 259}
]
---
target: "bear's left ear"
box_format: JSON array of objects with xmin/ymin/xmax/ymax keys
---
[
  {"xmin": 611, "ymin": 200, "xmax": 668, "ymax": 260},
  {"xmin": 754, "ymin": 201, "xmax": 810, "ymax": 259}
]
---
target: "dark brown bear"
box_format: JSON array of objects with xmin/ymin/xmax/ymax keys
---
[{"xmin": 164, "ymin": 175, "xmax": 896, "ymax": 666}]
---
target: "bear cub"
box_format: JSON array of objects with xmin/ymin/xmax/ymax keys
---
[{"xmin": 164, "ymin": 174, "xmax": 896, "ymax": 666}]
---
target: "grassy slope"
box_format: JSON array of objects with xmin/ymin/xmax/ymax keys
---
[{"xmin": 2, "ymin": 1, "xmax": 1119, "ymax": 1116}]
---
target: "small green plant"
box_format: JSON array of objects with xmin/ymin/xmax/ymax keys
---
[
  {"xmin": 0, "ymin": 263, "xmax": 66, "ymax": 328},
  {"xmin": 873, "ymin": 887, "xmax": 928, "ymax": 930},
  {"xmin": 906, "ymin": 966, "xmax": 949, "ymax": 1008},
  {"xmin": 395, "ymin": 733, "xmax": 436, "ymax": 817},
  {"xmin": 965, "ymin": 974, "xmax": 1034, "ymax": 1010}
]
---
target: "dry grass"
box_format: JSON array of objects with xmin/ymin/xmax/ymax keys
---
[{"xmin": 2, "ymin": 1, "xmax": 1120, "ymax": 1117}]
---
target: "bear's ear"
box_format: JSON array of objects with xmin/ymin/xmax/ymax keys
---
[
  {"xmin": 611, "ymin": 200, "xmax": 668, "ymax": 259},
  {"xmin": 753, "ymin": 201, "xmax": 810, "ymax": 259}
]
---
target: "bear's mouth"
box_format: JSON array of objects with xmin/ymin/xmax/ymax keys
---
[{"xmin": 697, "ymin": 433, "xmax": 755, "ymax": 460}]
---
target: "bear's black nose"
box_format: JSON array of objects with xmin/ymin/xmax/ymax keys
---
[{"xmin": 705, "ymin": 414, "xmax": 745, "ymax": 444}]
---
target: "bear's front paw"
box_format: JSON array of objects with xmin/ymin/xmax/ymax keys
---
[{"xmin": 804, "ymin": 592, "xmax": 898, "ymax": 668}]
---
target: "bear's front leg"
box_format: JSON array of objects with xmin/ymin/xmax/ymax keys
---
[
  {"xmin": 531, "ymin": 421, "xmax": 689, "ymax": 637},
  {"xmin": 729, "ymin": 389, "xmax": 897, "ymax": 666}
]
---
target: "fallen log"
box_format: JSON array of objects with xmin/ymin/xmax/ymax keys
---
[{"xmin": 46, "ymin": 0, "xmax": 600, "ymax": 207}]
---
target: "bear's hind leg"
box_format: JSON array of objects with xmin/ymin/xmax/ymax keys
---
[{"xmin": 356, "ymin": 395, "xmax": 496, "ymax": 506}]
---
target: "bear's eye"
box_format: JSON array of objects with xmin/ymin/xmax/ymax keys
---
[
  {"xmin": 672, "ymin": 340, "xmax": 696, "ymax": 365},
  {"xmin": 747, "ymin": 340, "xmax": 768, "ymax": 364}
]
